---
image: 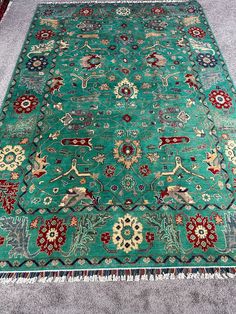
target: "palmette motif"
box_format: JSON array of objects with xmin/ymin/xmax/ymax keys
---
[{"xmin": 0, "ymin": 0, "xmax": 235, "ymax": 275}]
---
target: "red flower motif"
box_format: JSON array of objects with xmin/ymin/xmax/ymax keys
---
[
  {"xmin": 121, "ymin": 68, "xmax": 130, "ymax": 74},
  {"xmin": 79, "ymin": 7, "xmax": 93, "ymax": 16},
  {"xmin": 122, "ymin": 144, "xmax": 134, "ymax": 156},
  {"xmin": 105, "ymin": 165, "xmax": 115, "ymax": 177},
  {"xmin": 208, "ymin": 90, "xmax": 232, "ymax": 110},
  {"xmin": 101, "ymin": 232, "xmax": 110, "ymax": 244},
  {"xmin": 120, "ymin": 86, "xmax": 132, "ymax": 97},
  {"xmin": 123, "ymin": 114, "xmax": 131, "ymax": 122},
  {"xmin": 35, "ymin": 29, "xmax": 55, "ymax": 40},
  {"xmin": 125, "ymin": 199, "xmax": 133, "ymax": 205},
  {"xmin": 151, "ymin": 7, "xmax": 165, "ymax": 15},
  {"xmin": 139, "ymin": 165, "xmax": 151, "ymax": 177},
  {"xmin": 13, "ymin": 95, "xmax": 39, "ymax": 114},
  {"xmin": 188, "ymin": 27, "xmax": 206, "ymax": 38},
  {"xmin": 146, "ymin": 232, "xmax": 155, "ymax": 243},
  {"xmin": 120, "ymin": 34, "xmax": 129, "ymax": 41},
  {"xmin": 186, "ymin": 214, "xmax": 218, "ymax": 252},
  {"xmin": 36, "ymin": 216, "xmax": 67, "ymax": 256}
]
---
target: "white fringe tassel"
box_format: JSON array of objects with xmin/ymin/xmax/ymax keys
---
[
  {"xmin": 0, "ymin": 268, "xmax": 235, "ymax": 284},
  {"xmin": 40, "ymin": 1, "xmax": 190, "ymax": 4}
]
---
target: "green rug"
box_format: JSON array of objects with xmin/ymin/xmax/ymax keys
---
[{"xmin": 0, "ymin": 0, "xmax": 235, "ymax": 282}]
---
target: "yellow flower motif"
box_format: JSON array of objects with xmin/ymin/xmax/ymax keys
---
[
  {"xmin": 0, "ymin": 145, "xmax": 26, "ymax": 171},
  {"xmin": 112, "ymin": 214, "xmax": 143, "ymax": 253}
]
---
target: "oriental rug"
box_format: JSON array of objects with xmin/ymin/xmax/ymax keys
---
[{"xmin": 0, "ymin": 0, "xmax": 236, "ymax": 283}]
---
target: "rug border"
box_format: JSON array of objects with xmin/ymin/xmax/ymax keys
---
[{"xmin": 0, "ymin": 0, "xmax": 235, "ymax": 283}]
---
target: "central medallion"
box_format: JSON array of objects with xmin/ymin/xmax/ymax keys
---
[{"xmin": 113, "ymin": 139, "xmax": 142, "ymax": 169}]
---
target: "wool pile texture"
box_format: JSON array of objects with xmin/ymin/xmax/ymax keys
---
[{"xmin": 0, "ymin": 0, "xmax": 235, "ymax": 283}]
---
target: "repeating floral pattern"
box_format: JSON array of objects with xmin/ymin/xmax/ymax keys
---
[{"xmin": 0, "ymin": 1, "xmax": 235, "ymax": 273}]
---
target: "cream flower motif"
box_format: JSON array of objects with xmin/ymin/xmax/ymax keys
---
[
  {"xmin": 114, "ymin": 78, "xmax": 138, "ymax": 100},
  {"xmin": 116, "ymin": 7, "xmax": 131, "ymax": 16},
  {"xmin": 112, "ymin": 214, "xmax": 143, "ymax": 253},
  {"xmin": 0, "ymin": 145, "xmax": 26, "ymax": 171},
  {"xmin": 225, "ymin": 140, "xmax": 236, "ymax": 165},
  {"xmin": 202, "ymin": 193, "xmax": 211, "ymax": 202},
  {"xmin": 43, "ymin": 196, "xmax": 52, "ymax": 205}
]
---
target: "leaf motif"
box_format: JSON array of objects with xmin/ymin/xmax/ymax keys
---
[
  {"xmin": 27, "ymin": 40, "xmax": 55, "ymax": 57},
  {"xmin": 64, "ymin": 214, "xmax": 111, "ymax": 257},
  {"xmin": 0, "ymin": 217, "xmax": 30, "ymax": 258},
  {"xmin": 144, "ymin": 213, "xmax": 180, "ymax": 253},
  {"xmin": 224, "ymin": 213, "xmax": 236, "ymax": 250}
]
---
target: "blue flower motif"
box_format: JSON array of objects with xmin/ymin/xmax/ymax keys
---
[
  {"xmin": 26, "ymin": 56, "xmax": 48, "ymax": 71},
  {"xmin": 196, "ymin": 53, "xmax": 217, "ymax": 68}
]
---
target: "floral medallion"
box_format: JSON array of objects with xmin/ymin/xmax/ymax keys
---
[
  {"xmin": 188, "ymin": 26, "xmax": 206, "ymax": 38},
  {"xmin": 112, "ymin": 214, "xmax": 143, "ymax": 253},
  {"xmin": 225, "ymin": 140, "xmax": 236, "ymax": 165},
  {"xmin": 35, "ymin": 29, "xmax": 55, "ymax": 40},
  {"xmin": 0, "ymin": 145, "xmax": 25, "ymax": 171},
  {"xmin": 116, "ymin": 7, "xmax": 131, "ymax": 16},
  {"xmin": 196, "ymin": 53, "xmax": 217, "ymax": 68},
  {"xmin": 121, "ymin": 174, "xmax": 136, "ymax": 192},
  {"xmin": 13, "ymin": 94, "xmax": 39, "ymax": 114},
  {"xmin": 36, "ymin": 216, "xmax": 67, "ymax": 256},
  {"xmin": 208, "ymin": 89, "xmax": 232, "ymax": 109},
  {"xmin": 113, "ymin": 139, "xmax": 142, "ymax": 169},
  {"xmin": 186, "ymin": 214, "xmax": 218, "ymax": 252},
  {"xmin": 114, "ymin": 78, "xmax": 138, "ymax": 100},
  {"xmin": 26, "ymin": 56, "xmax": 48, "ymax": 72}
]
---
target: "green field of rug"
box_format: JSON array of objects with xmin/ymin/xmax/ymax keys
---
[{"xmin": 0, "ymin": 0, "xmax": 235, "ymax": 282}]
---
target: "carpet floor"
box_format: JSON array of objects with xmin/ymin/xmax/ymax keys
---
[{"xmin": 0, "ymin": 1, "xmax": 235, "ymax": 314}]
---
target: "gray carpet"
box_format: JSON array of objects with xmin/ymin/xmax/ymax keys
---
[{"xmin": 0, "ymin": 1, "xmax": 236, "ymax": 313}]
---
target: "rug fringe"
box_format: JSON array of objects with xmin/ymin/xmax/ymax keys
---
[
  {"xmin": 40, "ymin": 1, "xmax": 190, "ymax": 4},
  {"xmin": 0, "ymin": 268, "xmax": 235, "ymax": 284}
]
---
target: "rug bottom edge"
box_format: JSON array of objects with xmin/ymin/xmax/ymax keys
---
[{"xmin": 1, "ymin": 267, "xmax": 235, "ymax": 284}]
